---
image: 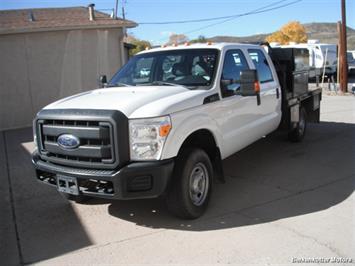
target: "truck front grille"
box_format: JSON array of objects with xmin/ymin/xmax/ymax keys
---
[{"xmin": 37, "ymin": 119, "xmax": 116, "ymax": 168}]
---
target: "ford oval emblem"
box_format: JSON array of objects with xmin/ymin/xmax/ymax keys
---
[{"xmin": 57, "ymin": 134, "xmax": 80, "ymax": 149}]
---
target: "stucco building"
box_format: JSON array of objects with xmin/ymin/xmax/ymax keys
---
[{"xmin": 0, "ymin": 6, "xmax": 136, "ymax": 130}]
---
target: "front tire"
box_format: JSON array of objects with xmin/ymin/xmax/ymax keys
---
[{"xmin": 166, "ymin": 148, "xmax": 213, "ymax": 219}]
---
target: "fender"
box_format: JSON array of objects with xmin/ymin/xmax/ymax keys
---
[
  {"xmin": 162, "ymin": 111, "xmax": 225, "ymax": 183},
  {"xmin": 161, "ymin": 111, "xmax": 222, "ymax": 160}
]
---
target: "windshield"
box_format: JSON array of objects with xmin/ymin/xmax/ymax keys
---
[{"xmin": 109, "ymin": 49, "xmax": 219, "ymax": 89}]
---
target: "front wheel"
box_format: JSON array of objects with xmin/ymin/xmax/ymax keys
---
[
  {"xmin": 288, "ymin": 107, "xmax": 307, "ymax": 142},
  {"xmin": 166, "ymin": 148, "xmax": 213, "ymax": 219}
]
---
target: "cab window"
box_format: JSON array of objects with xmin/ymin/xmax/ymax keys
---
[
  {"xmin": 109, "ymin": 49, "xmax": 218, "ymax": 89},
  {"xmin": 248, "ymin": 49, "xmax": 274, "ymax": 83},
  {"xmin": 133, "ymin": 57, "xmax": 154, "ymax": 83},
  {"xmin": 221, "ymin": 49, "xmax": 249, "ymax": 98}
]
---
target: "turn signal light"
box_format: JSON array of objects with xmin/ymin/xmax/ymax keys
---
[
  {"xmin": 159, "ymin": 124, "xmax": 172, "ymax": 137},
  {"xmin": 254, "ymin": 81, "xmax": 261, "ymax": 93}
]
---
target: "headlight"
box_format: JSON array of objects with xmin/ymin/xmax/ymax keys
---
[{"xmin": 129, "ymin": 116, "xmax": 172, "ymax": 160}]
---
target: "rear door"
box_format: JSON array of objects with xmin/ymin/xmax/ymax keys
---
[{"xmin": 246, "ymin": 48, "xmax": 281, "ymax": 134}]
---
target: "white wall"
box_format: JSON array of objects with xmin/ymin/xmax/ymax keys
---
[{"xmin": 0, "ymin": 28, "xmax": 124, "ymax": 130}]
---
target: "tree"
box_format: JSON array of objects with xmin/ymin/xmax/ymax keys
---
[
  {"xmin": 266, "ymin": 21, "xmax": 307, "ymax": 44},
  {"xmin": 190, "ymin": 35, "xmax": 207, "ymax": 43},
  {"xmin": 166, "ymin": 33, "xmax": 189, "ymax": 45},
  {"xmin": 126, "ymin": 36, "xmax": 152, "ymax": 56}
]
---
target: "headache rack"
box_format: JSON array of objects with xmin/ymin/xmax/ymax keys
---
[
  {"xmin": 264, "ymin": 43, "xmax": 322, "ymax": 127},
  {"xmin": 248, "ymin": 41, "xmax": 321, "ymax": 98}
]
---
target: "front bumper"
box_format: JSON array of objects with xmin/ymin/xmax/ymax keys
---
[{"xmin": 32, "ymin": 152, "xmax": 174, "ymax": 200}]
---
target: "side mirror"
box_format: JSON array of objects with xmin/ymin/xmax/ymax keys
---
[
  {"xmin": 99, "ymin": 75, "xmax": 107, "ymax": 88},
  {"xmin": 240, "ymin": 69, "xmax": 261, "ymax": 105},
  {"xmin": 240, "ymin": 69, "xmax": 259, "ymax": 96}
]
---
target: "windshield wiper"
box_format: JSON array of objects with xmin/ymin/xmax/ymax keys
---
[
  {"xmin": 106, "ymin": 82, "xmax": 131, "ymax": 87},
  {"xmin": 141, "ymin": 81, "xmax": 183, "ymax": 87}
]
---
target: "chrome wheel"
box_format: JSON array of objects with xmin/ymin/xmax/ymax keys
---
[
  {"xmin": 166, "ymin": 148, "xmax": 213, "ymax": 219},
  {"xmin": 189, "ymin": 162, "xmax": 209, "ymax": 206}
]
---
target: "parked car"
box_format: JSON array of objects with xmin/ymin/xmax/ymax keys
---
[{"xmin": 347, "ymin": 51, "xmax": 355, "ymax": 75}]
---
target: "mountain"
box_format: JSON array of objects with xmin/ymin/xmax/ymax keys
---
[{"xmin": 207, "ymin": 23, "xmax": 355, "ymax": 50}]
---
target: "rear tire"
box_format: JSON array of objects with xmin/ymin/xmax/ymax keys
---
[
  {"xmin": 288, "ymin": 107, "xmax": 307, "ymax": 142},
  {"xmin": 166, "ymin": 148, "xmax": 213, "ymax": 219}
]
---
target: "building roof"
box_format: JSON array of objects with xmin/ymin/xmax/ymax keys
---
[{"xmin": 0, "ymin": 6, "xmax": 137, "ymax": 35}]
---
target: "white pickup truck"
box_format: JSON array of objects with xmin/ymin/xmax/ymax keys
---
[{"xmin": 32, "ymin": 43, "xmax": 321, "ymax": 219}]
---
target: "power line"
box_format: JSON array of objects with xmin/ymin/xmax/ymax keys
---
[
  {"xmin": 155, "ymin": 0, "xmax": 302, "ymax": 43},
  {"xmin": 183, "ymin": 0, "xmax": 302, "ymax": 35},
  {"xmin": 139, "ymin": 0, "xmax": 292, "ymax": 25}
]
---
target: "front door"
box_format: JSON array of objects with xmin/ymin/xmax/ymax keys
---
[{"xmin": 213, "ymin": 49, "xmax": 265, "ymax": 158}]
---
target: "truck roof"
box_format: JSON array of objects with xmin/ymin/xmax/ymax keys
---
[{"xmin": 137, "ymin": 42, "xmax": 261, "ymax": 54}]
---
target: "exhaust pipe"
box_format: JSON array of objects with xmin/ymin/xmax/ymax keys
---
[{"xmin": 88, "ymin": 4, "xmax": 95, "ymax": 21}]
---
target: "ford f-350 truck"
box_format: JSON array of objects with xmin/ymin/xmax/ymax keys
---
[{"xmin": 32, "ymin": 43, "xmax": 321, "ymax": 219}]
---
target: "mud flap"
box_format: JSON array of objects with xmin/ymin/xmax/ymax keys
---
[
  {"xmin": 290, "ymin": 103, "xmax": 300, "ymax": 129},
  {"xmin": 213, "ymin": 148, "xmax": 225, "ymax": 184}
]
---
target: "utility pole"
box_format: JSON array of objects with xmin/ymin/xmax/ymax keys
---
[
  {"xmin": 340, "ymin": 0, "xmax": 348, "ymax": 92},
  {"xmin": 122, "ymin": 5, "xmax": 126, "ymax": 20},
  {"xmin": 114, "ymin": 0, "xmax": 119, "ymax": 19},
  {"xmin": 337, "ymin": 21, "xmax": 341, "ymax": 85},
  {"xmin": 121, "ymin": 0, "xmax": 127, "ymax": 20}
]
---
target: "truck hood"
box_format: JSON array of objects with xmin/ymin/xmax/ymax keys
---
[{"xmin": 44, "ymin": 85, "xmax": 208, "ymax": 118}]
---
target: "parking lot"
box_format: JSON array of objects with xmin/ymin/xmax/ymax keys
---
[{"xmin": 1, "ymin": 94, "xmax": 354, "ymax": 265}]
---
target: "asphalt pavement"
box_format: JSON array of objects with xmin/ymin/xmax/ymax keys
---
[{"xmin": 0, "ymin": 94, "xmax": 354, "ymax": 265}]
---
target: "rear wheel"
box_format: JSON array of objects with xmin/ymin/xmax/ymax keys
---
[
  {"xmin": 166, "ymin": 148, "xmax": 213, "ymax": 219},
  {"xmin": 288, "ymin": 107, "xmax": 307, "ymax": 142}
]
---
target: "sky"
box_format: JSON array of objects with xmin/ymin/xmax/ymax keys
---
[{"xmin": 0, "ymin": 0, "xmax": 354, "ymax": 45}]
